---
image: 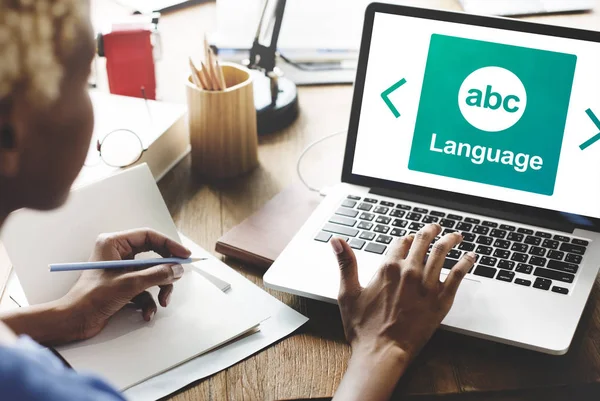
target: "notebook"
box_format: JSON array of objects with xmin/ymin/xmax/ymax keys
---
[{"xmin": 1, "ymin": 164, "xmax": 267, "ymax": 390}]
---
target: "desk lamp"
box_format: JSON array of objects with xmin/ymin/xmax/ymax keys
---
[{"xmin": 246, "ymin": 0, "xmax": 299, "ymax": 134}]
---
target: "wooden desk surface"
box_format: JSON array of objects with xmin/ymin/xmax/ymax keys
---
[{"xmin": 91, "ymin": 1, "xmax": 600, "ymax": 400}]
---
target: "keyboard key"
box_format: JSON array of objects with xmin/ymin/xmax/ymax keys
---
[
  {"xmin": 359, "ymin": 231, "xmax": 376, "ymax": 241},
  {"xmin": 547, "ymin": 260, "xmax": 578, "ymax": 274},
  {"xmin": 329, "ymin": 215, "xmax": 357, "ymax": 227},
  {"xmin": 511, "ymin": 252, "xmax": 528, "ymax": 262},
  {"xmin": 392, "ymin": 219, "xmax": 408, "ymax": 227},
  {"xmin": 572, "ymin": 238, "xmax": 589, "ymax": 246},
  {"xmin": 493, "ymin": 249, "xmax": 510, "ymax": 259},
  {"xmin": 376, "ymin": 235, "xmax": 393, "ymax": 244},
  {"xmin": 413, "ymin": 207, "xmax": 428, "ymax": 214},
  {"xmin": 376, "ymin": 216, "xmax": 391, "ymax": 224},
  {"xmin": 439, "ymin": 219, "xmax": 456, "ymax": 228},
  {"xmin": 499, "ymin": 224, "xmax": 516, "ymax": 231},
  {"xmin": 364, "ymin": 198, "xmax": 378, "ymax": 203},
  {"xmin": 374, "ymin": 206, "xmax": 389, "ymax": 215},
  {"xmin": 341, "ymin": 199, "xmax": 357, "ymax": 208},
  {"xmin": 535, "ymin": 231, "xmax": 552, "ymax": 239},
  {"xmin": 422, "ymin": 215, "xmax": 439, "ymax": 223},
  {"xmin": 554, "ymin": 235, "xmax": 570, "ymax": 242},
  {"xmin": 529, "ymin": 246, "xmax": 546, "ymax": 257},
  {"xmin": 476, "ymin": 245, "xmax": 493, "ymax": 255},
  {"xmin": 458, "ymin": 242, "xmax": 476, "ymax": 251},
  {"xmin": 374, "ymin": 225, "xmax": 390, "ymax": 234},
  {"xmin": 473, "ymin": 226, "xmax": 489, "ymax": 235},
  {"xmin": 365, "ymin": 242, "xmax": 386, "ymax": 254},
  {"xmin": 447, "ymin": 214, "xmax": 463, "ymax": 220},
  {"xmin": 347, "ymin": 195, "xmax": 361, "ymax": 200},
  {"xmin": 456, "ymin": 222, "xmax": 473, "ymax": 231},
  {"xmin": 442, "ymin": 229, "xmax": 457, "ymax": 235},
  {"xmin": 430, "ymin": 211, "xmax": 445, "ymax": 217},
  {"xmin": 314, "ymin": 231, "xmax": 332, "ymax": 242},
  {"xmin": 565, "ymin": 253, "xmax": 582, "ymax": 264},
  {"xmin": 517, "ymin": 228, "xmax": 534, "ymax": 235},
  {"xmin": 390, "ymin": 209, "xmax": 405, "ymax": 218},
  {"xmin": 533, "ymin": 277, "xmax": 552, "ymax": 290},
  {"xmin": 323, "ymin": 223, "xmax": 359, "ymax": 237},
  {"xmin": 476, "ymin": 236, "xmax": 493, "ymax": 245},
  {"xmin": 516, "ymin": 263, "xmax": 533, "ymax": 274},
  {"xmin": 496, "ymin": 270, "xmax": 515, "ymax": 282},
  {"xmin": 490, "ymin": 229, "xmax": 507, "ymax": 239},
  {"xmin": 358, "ymin": 221, "xmax": 373, "ymax": 230},
  {"xmin": 559, "ymin": 243, "xmax": 586, "ymax": 256},
  {"xmin": 511, "ymin": 243, "xmax": 528, "ymax": 253},
  {"xmin": 349, "ymin": 238, "xmax": 365, "ymax": 250},
  {"xmin": 396, "ymin": 204, "xmax": 411, "ymax": 210},
  {"xmin": 332, "ymin": 235, "xmax": 349, "ymax": 242},
  {"xmin": 448, "ymin": 249, "xmax": 462, "ymax": 259},
  {"xmin": 515, "ymin": 278, "xmax": 532, "ymax": 287},
  {"xmin": 547, "ymin": 250, "xmax": 564, "ymax": 260},
  {"xmin": 480, "ymin": 256, "xmax": 497, "ymax": 267},
  {"xmin": 357, "ymin": 203, "xmax": 373, "ymax": 211},
  {"xmin": 474, "ymin": 265, "xmax": 497, "ymax": 278},
  {"xmin": 462, "ymin": 233, "xmax": 476, "ymax": 242},
  {"xmin": 409, "ymin": 222, "xmax": 425, "ymax": 231},
  {"xmin": 529, "ymin": 256, "xmax": 547, "ymax": 266},
  {"xmin": 406, "ymin": 213, "xmax": 422, "ymax": 221},
  {"xmin": 336, "ymin": 207, "xmax": 358, "ymax": 218},
  {"xmin": 482, "ymin": 221, "xmax": 498, "ymax": 228},
  {"xmin": 507, "ymin": 232, "xmax": 524, "ymax": 242},
  {"xmin": 380, "ymin": 201, "xmax": 394, "ymax": 207},
  {"xmin": 464, "ymin": 217, "xmax": 481, "ymax": 224},
  {"xmin": 534, "ymin": 267, "xmax": 574, "ymax": 283},
  {"xmin": 498, "ymin": 260, "xmax": 515, "ymax": 270},
  {"xmin": 542, "ymin": 239, "xmax": 559, "ymax": 250},
  {"xmin": 390, "ymin": 228, "xmax": 406, "ymax": 237},
  {"xmin": 494, "ymin": 239, "xmax": 510, "ymax": 249},
  {"xmin": 524, "ymin": 236, "xmax": 542, "ymax": 246},
  {"xmin": 359, "ymin": 213, "xmax": 375, "ymax": 221},
  {"xmin": 552, "ymin": 286, "xmax": 569, "ymax": 295}
]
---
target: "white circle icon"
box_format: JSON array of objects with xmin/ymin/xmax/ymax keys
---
[{"xmin": 458, "ymin": 66, "xmax": 527, "ymax": 132}]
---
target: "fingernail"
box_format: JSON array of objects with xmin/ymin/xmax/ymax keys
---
[
  {"xmin": 171, "ymin": 264, "xmax": 184, "ymax": 279},
  {"xmin": 467, "ymin": 251, "xmax": 476, "ymax": 259},
  {"xmin": 330, "ymin": 238, "xmax": 344, "ymax": 254},
  {"xmin": 149, "ymin": 310, "xmax": 155, "ymax": 321},
  {"xmin": 165, "ymin": 291, "xmax": 172, "ymax": 306}
]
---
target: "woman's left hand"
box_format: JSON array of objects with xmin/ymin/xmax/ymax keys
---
[{"xmin": 60, "ymin": 228, "xmax": 191, "ymax": 341}]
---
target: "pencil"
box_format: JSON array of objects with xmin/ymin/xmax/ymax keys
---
[
  {"xmin": 188, "ymin": 57, "xmax": 203, "ymax": 89},
  {"xmin": 215, "ymin": 59, "xmax": 227, "ymax": 90},
  {"xmin": 49, "ymin": 257, "xmax": 207, "ymax": 272},
  {"xmin": 200, "ymin": 61, "xmax": 215, "ymax": 91},
  {"xmin": 206, "ymin": 47, "xmax": 221, "ymax": 90}
]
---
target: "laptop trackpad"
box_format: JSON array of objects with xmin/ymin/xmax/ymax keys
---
[{"xmin": 443, "ymin": 277, "xmax": 482, "ymax": 324}]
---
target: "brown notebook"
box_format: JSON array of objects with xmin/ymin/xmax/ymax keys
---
[{"xmin": 215, "ymin": 184, "xmax": 322, "ymax": 269}]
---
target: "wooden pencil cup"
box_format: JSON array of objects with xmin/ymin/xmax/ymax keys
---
[{"xmin": 186, "ymin": 62, "xmax": 259, "ymax": 179}]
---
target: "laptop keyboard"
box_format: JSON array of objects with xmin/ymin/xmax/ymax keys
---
[{"xmin": 314, "ymin": 194, "xmax": 591, "ymax": 295}]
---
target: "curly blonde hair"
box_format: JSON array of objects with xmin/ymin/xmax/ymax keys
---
[{"xmin": 0, "ymin": 0, "xmax": 90, "ymax": 107}]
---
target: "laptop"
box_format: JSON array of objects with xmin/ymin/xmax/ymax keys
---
[
  {"xmin": 264, "ymin": 3, "xmax": 600, "ymax": 355},
  {"xmin": 459, "ymin": 0, "xmax": 594, "ymax": 17}
]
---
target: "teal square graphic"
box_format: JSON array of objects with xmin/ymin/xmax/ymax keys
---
[{"xmin": 408, "ymin": 34, "xmax": 577, "ymax": 196}]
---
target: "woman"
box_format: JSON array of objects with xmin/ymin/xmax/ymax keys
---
[{"xmin": 0, "ymin": 1, "xmax": 475, "ymax": 400}]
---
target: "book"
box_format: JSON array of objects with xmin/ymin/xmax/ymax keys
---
[
  {"xmin": 74, "ymin": 92, "xmax": 189, "ymax": 188},
  {"xmin": 1, "ymin": 165, "xmax": 267, "ymax": 390}
]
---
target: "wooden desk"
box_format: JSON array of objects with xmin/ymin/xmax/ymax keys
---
[{"xmin": 91, "ymin": 1, "xmax": 600, "ymax": 400}]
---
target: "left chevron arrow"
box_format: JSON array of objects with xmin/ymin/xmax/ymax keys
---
[{"xmin": 381, "ymin": 78, "xmax": 407, "ymax": 118}]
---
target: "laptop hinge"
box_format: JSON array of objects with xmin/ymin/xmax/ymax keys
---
[{"xmin": 370, "ymin": 187, "xmax": 575, "ymax": 233}]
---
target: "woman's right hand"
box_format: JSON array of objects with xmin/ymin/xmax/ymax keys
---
[{"xmin": 331, "ymin": 223, "xmax": 476, "ymax": 401}]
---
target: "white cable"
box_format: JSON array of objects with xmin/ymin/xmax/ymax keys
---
[{"xmin": 296, "ymin": 130, "xmax": 347, "ymax": 194}]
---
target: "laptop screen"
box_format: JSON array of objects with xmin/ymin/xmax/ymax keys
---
[{"xmin": 350, "ymin": 10, "xmax": 600, "ymax": 221}]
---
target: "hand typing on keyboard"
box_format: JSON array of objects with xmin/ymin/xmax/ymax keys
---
[{"xmin": 331, "ymin": 224, "xmax": 476, "ymax": 401}]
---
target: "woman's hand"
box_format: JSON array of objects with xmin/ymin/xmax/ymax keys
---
[
  {"xmin": 331, "ymin": 223, "xmax": 476, "ymax": 401},
  {"xmin": 61, "ymin": 228, "xmax": 191, "ymax": 341},
  {"xmin": 0, "ymin": 228, "xmax": 191, "ymax": 346}
]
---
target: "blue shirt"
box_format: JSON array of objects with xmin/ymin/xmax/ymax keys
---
[{"xmin": 0, "ymin": 336, "xmax": 125, "ymax": 401}]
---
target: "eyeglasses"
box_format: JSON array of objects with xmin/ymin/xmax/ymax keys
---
[{"xmin": 84, "ymin": 129, "xmax": 147, "ymax": 168}]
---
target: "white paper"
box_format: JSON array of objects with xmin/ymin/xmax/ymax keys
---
[
  {"xmin": 58, "ymin": 266, "xmax": 264, "ymax": 390},
  {"xmin": 1, "ymin": 164, "xmax": 181, "ymax": 305},
  {"xmin": 124, "ymin": 234, "xmax": 309, "ymax": 401}
]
